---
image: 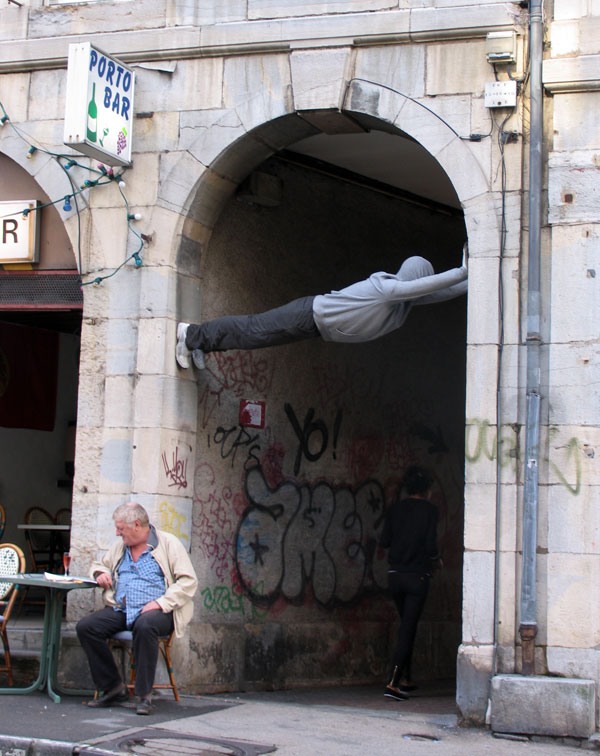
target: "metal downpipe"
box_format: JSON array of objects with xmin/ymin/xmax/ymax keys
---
[{"xmin": 519, "ymin": 0, "xmax": 544, "ymax": 675}]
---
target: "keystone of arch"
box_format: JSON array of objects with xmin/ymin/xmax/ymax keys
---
[{"xmin": 343, "ymin": 78, "xmax": 496, "ymax": 247}]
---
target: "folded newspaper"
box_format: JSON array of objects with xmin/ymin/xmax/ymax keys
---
[{"xmin": 43, "ymin": 572, "xmax": 97, "ymax": 584}]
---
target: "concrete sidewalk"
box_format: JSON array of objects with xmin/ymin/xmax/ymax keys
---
[{"xmin": 0, "ymin": 684, "xmax": 594, "ymax": 756}]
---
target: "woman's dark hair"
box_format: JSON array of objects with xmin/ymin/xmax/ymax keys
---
[{"xmin": 402, "ymin": 465, "xmax": 433, "ymax": 496}]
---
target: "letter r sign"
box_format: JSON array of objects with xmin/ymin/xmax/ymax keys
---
[{"xmin": 0, "ymin": 201, "xmax": 40, "ymax": 263}]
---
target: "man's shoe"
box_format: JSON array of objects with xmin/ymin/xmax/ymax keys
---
[
  {"xmin": 136, "ymin": 696, "xmax": 153, "ymax": 715},
  {"xmin": 176, "ymin": 322, "xmax": 191, "ymax": 368},
  {"xmin": 88, "ymin": 684, "xmax": 129, "ymax": 708},
  {"xmin": 192, "ymin": 348, "xmax": 205, "ymax": 370},
  {"xmin": 384, "ymin": 685, "xmax": 409, "ymax": 701}
]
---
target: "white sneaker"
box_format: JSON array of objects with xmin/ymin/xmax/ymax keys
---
[
  {"xmin": 176, "ymin": 322, "xmax": 191, "ymax": 368},
  {"xmin": 192, "ymin": 349, "xmax": 206, "ymax": 370}
]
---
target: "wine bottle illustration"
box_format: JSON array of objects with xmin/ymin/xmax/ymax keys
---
[{"xmin": 87, "ymin": 83, "xmax": 97, "ymax": 142}]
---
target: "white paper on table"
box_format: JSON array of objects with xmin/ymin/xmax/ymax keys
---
[{"xmin": 43, "ymin": 572, "xmax": 97, "ymax": 584}]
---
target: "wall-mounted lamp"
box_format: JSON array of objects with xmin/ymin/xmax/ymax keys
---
[{"xmin": 486, "ymin": 31, "xmax": 517, "ymax": 64}]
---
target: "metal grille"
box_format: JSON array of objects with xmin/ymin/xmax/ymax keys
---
[
  {"xmin": 115, "ymin": 730, "xmax": 275, "ymax": 756},
  {"xmin": 0, "ymin": 273, "xmax": 83, "ymax": 307}
]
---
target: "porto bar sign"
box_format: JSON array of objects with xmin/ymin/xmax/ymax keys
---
[
  {"xmin": 63, "ymin": 43, "xmax": 135, "ymax": 167},
  {"xmin": 0, "ymin": 201, "xmax": 40, "ymax": 263}
]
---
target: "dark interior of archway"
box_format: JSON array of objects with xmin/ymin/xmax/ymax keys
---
[
  {"xmin": 0, "ymin": 310, "xmax": 82, "ymax": 335},
  {"xmin": 196, "ymin": 140, "xmax": 467, "ymax": 690}
]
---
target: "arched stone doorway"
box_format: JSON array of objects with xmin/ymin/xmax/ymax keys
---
[
  {"xmin": 174, "ymin": 78, "xmax": 497, "ymax": 693},
  {"xmin": 0, "ymin": 152, "xmax": 82, "ymax": 570}
]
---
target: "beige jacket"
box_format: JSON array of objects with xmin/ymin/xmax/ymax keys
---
[{"xmin": 90, "ymin": 526, "xmax": 198, "ymax": 638}]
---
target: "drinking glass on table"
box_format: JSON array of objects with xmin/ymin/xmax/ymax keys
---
[{"xmin": 63, "ymin": 552, "xmax": 71, "ymax": 577}]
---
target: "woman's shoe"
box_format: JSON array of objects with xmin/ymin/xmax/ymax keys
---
[{"xmin": 384, "ymin": 685, "xmax": 409, "ymax": 701}]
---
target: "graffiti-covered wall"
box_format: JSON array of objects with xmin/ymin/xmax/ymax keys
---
[{"xmin": 184, "ymin": 157, "xmax": 467, "ymax": 689}]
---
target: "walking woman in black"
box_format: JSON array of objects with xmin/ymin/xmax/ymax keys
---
[{"xmin": 380, "ymin": 465, "xmax": 441, "ymax": 700}]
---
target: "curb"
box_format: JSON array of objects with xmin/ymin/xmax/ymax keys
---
[{"xmin": 0, "ymin": 736, "xmax": 118, "ymax": 755}]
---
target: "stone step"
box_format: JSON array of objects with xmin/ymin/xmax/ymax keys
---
[{"xmin": 6, "ymin": 618, "xmax": 78, "ymax": 653}]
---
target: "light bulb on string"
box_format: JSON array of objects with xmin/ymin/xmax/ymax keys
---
[{"xmin": 0, "ymin": 102, "xmax": 140, "ymax": 287}]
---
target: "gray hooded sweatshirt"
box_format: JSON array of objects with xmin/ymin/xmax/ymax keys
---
[{"xmin": 312, "ymin": 256, "xmax": 467, "ymax": 343}]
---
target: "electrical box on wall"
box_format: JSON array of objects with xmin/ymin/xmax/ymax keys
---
[{"xmin": 485, "ymin": 80, "xmax": 517, "ymax": 108}]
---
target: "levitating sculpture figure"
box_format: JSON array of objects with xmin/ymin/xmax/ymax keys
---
[{"xmin": 176, "ymin": 247, "xmax": 468, "ymax": 370}]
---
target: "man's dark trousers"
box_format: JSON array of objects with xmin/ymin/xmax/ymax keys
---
[
  {"xmin": 186, "ymin": 295, "xmax": 318, "ymax": 352},
  {"xmin": 77, "ymin": 607, "xmax": 174, "ymax": 696}
]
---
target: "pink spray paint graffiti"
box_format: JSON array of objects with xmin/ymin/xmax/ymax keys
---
[{"xmin": 192, "ymin": 461, "xmax": 246, "ymax": 582}]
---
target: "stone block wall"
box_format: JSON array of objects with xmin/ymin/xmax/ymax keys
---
[{"xmin": 3, "ymin": 0, "xmax": 599, "ymax": 729}]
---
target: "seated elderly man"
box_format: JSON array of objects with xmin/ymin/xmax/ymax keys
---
[{"xmin": 77, "ymin": 502, "xmax": 198, "ymax": 715}]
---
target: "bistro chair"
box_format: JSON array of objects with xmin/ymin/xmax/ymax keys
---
[
  {"xmin": 0, "ymin": 543, "xmax": 26, "ymax": 686},
  {"xmin": 109, "ymin": 630, "xmax": 180, "ymax": 701},
  {"xmin": 23, "ymin": 506, "xmax": 55, "ymax": 572}
]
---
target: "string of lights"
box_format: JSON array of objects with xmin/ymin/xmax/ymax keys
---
[{"xmin": 0, "ymin": 101, "xmax": 146, "ymax": 287}]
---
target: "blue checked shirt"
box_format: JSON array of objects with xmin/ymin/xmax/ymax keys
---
[{"xmin": 114, "ymin": 541, "xmax": 165, "ymax": 628}]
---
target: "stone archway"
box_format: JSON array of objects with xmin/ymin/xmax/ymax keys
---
[
  {"xmin": 171, "ymin": 69, "xmax": 502, "ymax": 692},
  {"xmin": 174, "ymin": 73, "xmax": 499, "ymax": 273}
]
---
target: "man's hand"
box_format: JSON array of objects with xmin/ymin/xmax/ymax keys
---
[
  {"xmin": 141, "ymin": 600, "xmax": 162, "ymax": 614},
  {"xmin": 95, "ymin": 572, "xmax": 112, "ymax": 589},
  {"xmin": 461, "ymin": 242, "xmax": 468, "ymax": 272}
]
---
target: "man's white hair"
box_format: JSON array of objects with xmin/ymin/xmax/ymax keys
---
[{"xmin": 112, "ymin": 502, "xmax": 149, "ymax": 526}]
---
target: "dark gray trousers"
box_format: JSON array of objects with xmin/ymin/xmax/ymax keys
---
[
  {"xmin": 185, "ymin": 295, "xmax": 319, "ymax": 352},
  {"xmin": 388, "ymin": 571, "xmax": 430, "ymax": 681},
  {"xmin": 76, "ymin": 606, "xmax": 174, "ymax": 697}
]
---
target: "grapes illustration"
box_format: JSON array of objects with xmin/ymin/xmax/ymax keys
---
[{"xmin": 117, "ymin": 128, "xmax": 128, "ymax": 155}]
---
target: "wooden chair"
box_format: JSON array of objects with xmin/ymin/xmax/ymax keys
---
[
  {"xmin": 0, "ymin": 543, "xmax": 26, "ymax": 685},
  {"xmin": 23, "ymin": 506, "xmax": 54, "ymax": 572},
  {"xmin": 109, "ymin": 630, "xmax": 180, "ymax": 701}
]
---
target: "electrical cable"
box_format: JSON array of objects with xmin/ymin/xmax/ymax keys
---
[
  {"xmin": 56, "ymin": 155, "xmax": 84, "ymax": 276},
  {"xmin": 0, "ymin": 101, "xmax": 145, "ymax": 286},
  {"xmin": 343, "ymin": 78, "xmax": 494, "ymax": 141}
]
